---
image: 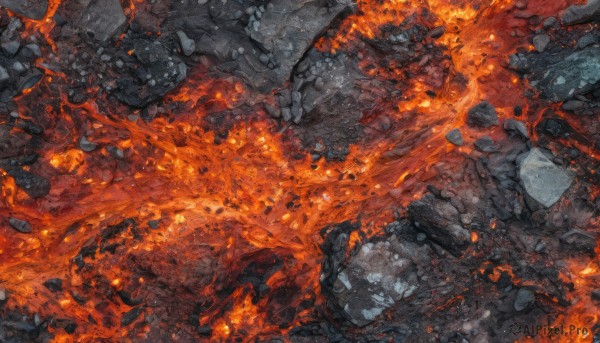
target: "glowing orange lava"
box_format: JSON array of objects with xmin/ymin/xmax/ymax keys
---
[{"xmin": 0, "ymin": 0, "xmax": 597, "ymax": 342}]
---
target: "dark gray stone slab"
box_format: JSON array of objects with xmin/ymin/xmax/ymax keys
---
[
  {"xmin": 331, "ymin": 240, "xmax": 422, "ymax": 327},
  {"xmin": 529, "ymin": 47, "xmax": 600, "ymax": 102},
  {"xmin": 562, "ymin": 0, "xmax": 600, "ymax": 25},
  {"xmin": 247, "ymin": 0, "xmax": 352, "ymax": 88},
  {"xmin": 77, "ymin": 0, "xmax": 127, "ymax": 41},
  {"xmin": 0, "ymin": 0, "xmax": 47, "ymax": 20}
]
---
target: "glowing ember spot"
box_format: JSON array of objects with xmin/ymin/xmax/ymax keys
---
[
  {"xmin": 470, "ymin": 231, "xmax": 479, "ymax": 243},
  {"xmin": 49, "ymin": 149, "xmax": 85, "ymax": 173}
]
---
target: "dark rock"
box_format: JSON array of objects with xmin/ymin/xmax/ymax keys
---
[
  {"xmin": 519, "ymin": 148, "xmax": 573, "ymax": 208},
  {"xmin": 247, "ymin": 0, "xmax": 353, "ymax": 89},
  {"xmin": 532, "ymin": 34, "xmax": 550, "ymax": 52},
  {"xmin": 543, "ymin": 17, "xmax": 558, "ymax": 29},
  {"xmin": 24, "ymin": 44, "xmax": 41, "ymax": 57},
  {"xmin": 560, "ymin": 229, "xmax": 597, "ymax": 253},
  {"xmin": 197, "ymin": 325, "xmax": 212, "ymax": 336},
  {"xmin": 64, "ymin": 321, "xmax": 77, "ymax": 334},
  {"xmin": 1, "ymin": 40, "xmax": 20, "ymax": 57},
  {"xmin": 176, "ymin": 31, "xmax": 195, "ymax": 56},
  {"xmin": 121, "ymin": 307, "xmax": 143, "ymax": 326},
  {"xmin": 264, "ymin": 103, "xmax": 281, "ymax": 118},
  {"xmin": 3, "ymin": 166, "xmax": 50, "ymax": 198},
  {"xmin": 19, "ymin": 70, "xmax": 43, "ymax": 93},
  {"xmin": 503, "ymin": 119, "xmax": 528, "ymax": 139},
  {"xmin": 330, "ymin": 239, "xmax": 422, "ymax": 326},
  {"xmin": 467, "ymin": 101, "xmax": 498, "ymax": 128},
  {"xmin": 0, "ymin": 0, "xmax": 48, "ymax": 20},
  {"xmin": 474, "ymin": 136, "xmax": 498, "ymax": 152},
  {"xmin": 408, "ymin": 194, "xmax": 470, "ymax": 256},
  {"xmin": 562, "ymin": 100, "xmax": 589, "ymax": 112},
  {"xmin": 429, "ymin": 26, "xmax": 445, "ymax": 38},
  {"xmin": 0, "ymin": 66, "xmax": 9, "ymax": 84},
  {"xmin": 577, "ymin": 33, "xmax": 598, "ymax": 50},
  {"xmin": 529, "ymin": 47, "xmax": 600, "ymax": 102},
  {"xmin": 77, "ymin": 0, "xmax": 127, "ymax": 41},
  {"xmin": 562, "ymin": 0, "xmax": 600, "ymax": 25},
  {"xmin": 117, "ymin": 290, "xmax": 142, "ymax": 306},
  {"xmin": 514, "ymin": 288, "xmax": 535, "ymax": 311},
  {"xmin": 445, "ymin": 128, "xmax": 463, "ymax": 146},
  {"xmin": 591, "ymin": 289, "xmax": 600, "ymax": 302},
  {"xmin": 114, "ymin": 39, "xmax": 187, "ymax": 108},
  {"xmin": 79, "ymin": 136, "xmax": 97, "ymax": 152},
  {"xmin": 8, "ymin": 217, "xmax": 32, "ymax": 233},
  {"xmin": 42, "ymin": 278, "xmax": 63, "ymax": 292},
  {"xmin": 537, "ymin": 118, "xmax": 574, "ymax": 138}
]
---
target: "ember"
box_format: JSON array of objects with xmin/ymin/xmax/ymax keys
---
[{"xmin": 1, "ymin": 0, "xmax": 600, "ymax": 342}]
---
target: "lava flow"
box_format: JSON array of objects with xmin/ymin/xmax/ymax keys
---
[{"xmin": 1, "ymin": 0, "xmax": 600, "ymax": 342}]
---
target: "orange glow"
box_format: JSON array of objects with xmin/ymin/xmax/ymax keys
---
[{"xmin": 0, "ymin": 0, "xmax": 593, "ymax": 341}]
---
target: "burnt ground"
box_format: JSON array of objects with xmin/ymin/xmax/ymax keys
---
[{"xmin": 1, "ymin": 0, "xmax": 600, "ymax": 342}]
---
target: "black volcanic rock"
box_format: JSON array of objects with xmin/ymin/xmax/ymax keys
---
[
  {"xmin": 0, "ymin": 0, "xmax": 48, "ymax": 20},
  {"xmin": 408, "ymin": 194, "xmax": 470, "ymax": 256},
  {"xmin": 467, "ymin": 101, "xmax": 498, "ymax": 128},
  {"xmin": 511, "ymin": 47, "xmax": 600, "ymax": 102},
  {"xmin": 166, "ymin": 0, "xmax": 353, "ymax": 93},
  {"xmin": 562, "ymin": 0, "xmax": 600, "ymax": 25},
  {"xmin": 8, "ymin": 217, "xmax": 32, "ymax": 233},
  {"xmin": 445, "ymin": 128, "xmax": 463, "ymax": 146},
  {"xmin": 43, "ymin": 278, "xmax": 63, "ymax": 292},
  {"xmin": 2, "ymin": 166, "xmax": 50, "ymax": 198},
  {"xmin": 560, "ymin": 229, "xmax": 597, "ymax": 253},
  {"xmin": 247, "ymin": 0, "xmax": 353, "ymax": 89},
  {"xmin": 114, "ymin": 39, "xmax": 187, "ymax": 108}
]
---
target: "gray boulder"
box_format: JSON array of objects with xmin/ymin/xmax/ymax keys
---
[
  {"xmin": 77, "ymin": 0, "xmax": 127, "ymax": 41},
  {"xmin": 532, "ymin": 34, "xmax": 550, "ymax": 52},
  {"xmin": 331, "ymin": 240, "xmax": 422, "ymax": 326},
  {"xmin": 248, "ymin": 0, "xmax": 352, "ymax": 87},
  {"xmin": 530, "ymin": 47, "xmax": 600, "ymax": 102},
  {"xmin": 562, "ymin": 0, "xmax": 600, "ymax": 25},
  {"xmin": 0, "ymin": 0, "xmax": 47, "ymax": 20},
  {"xmin": 467, "ymin": 101, "xmax": 498, "ymax": 128},
  {"xmin": 519, "ymin": 149, "xmax": 573, "ymax": 208}
]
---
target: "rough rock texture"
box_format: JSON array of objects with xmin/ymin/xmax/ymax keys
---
[
  {"xmin": 0, "ymin": 0, "xmax": 48, "ymax": 20},
  {"xmin": 330, "ymin": 239, "xmax": 422, "ymax": 327},
  {"xmin": 248, "ymin": 0, "xmax": 352, "ymax": 87},
  {"xmin": 167, "ymin": 0, "xmax": 353, "ymax": 93},
  {"xmin": 560, "ymin": 229, "xmax": 597, "ymax": 253},
  {"xmin": 474, "ymin": 136, "xmax": 498, "ymax": 152},
  {"xmin": 408, "ymin": 194, "xmax": 471, "ymax": 256},
  {"xmin": 562, "ymin": 0, "xmax": 600, "ymax": 25},
  {"xmin": 518, "ymin": 148, "xmax": 573, "ymax": 208},
  {"xmin": 533, "ymin": 47, "xmax": 600, "ymax": 102},
  {"xmin": 445, "ymin": 128, "xmax": 463, "ymax": 146},
  {"xmin": 114, "ymin": 39, "xmax": 187, "ymax": 107},
  {"xmin": 512, "ymin": 47, "xmax": 600, "ymax": 102},
  {"xmin": 467, "ymin": 101, "xmax": 498, "ymax": 128},
  {"xmin": 76, "ymin": 0, "xmax": 127, "ymax": 41}
]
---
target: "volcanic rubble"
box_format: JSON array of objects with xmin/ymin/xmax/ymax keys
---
[{"xmin": 1, "ymin": 0, "xmax": 600, "ymax": 342}]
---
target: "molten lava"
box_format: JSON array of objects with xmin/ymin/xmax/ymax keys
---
[{"xmin": 0, "ymin": 0, "xmax": 599, "ymax": 342}]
